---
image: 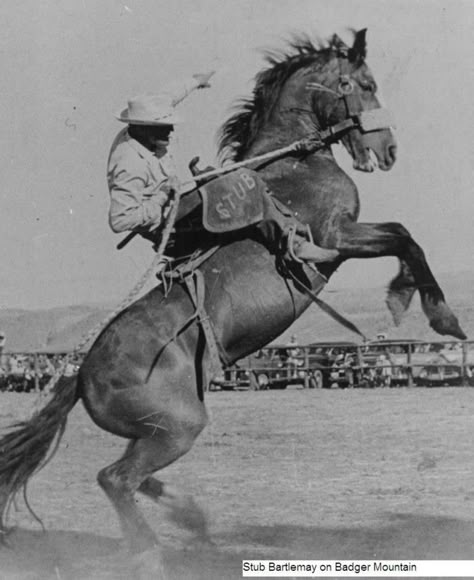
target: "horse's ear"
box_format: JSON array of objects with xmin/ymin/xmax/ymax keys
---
[
  {"xmin": 330, "ymin": 33, "xmax": 348, "ymax": 51},
  {"xmin": 349, "ymin": 28, "xmax": 367, "ymax": 64}
]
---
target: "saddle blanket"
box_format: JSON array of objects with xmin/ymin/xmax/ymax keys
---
[{"xmin": 199, "ymin": 168, "xmax": 266, "ymax": 233}]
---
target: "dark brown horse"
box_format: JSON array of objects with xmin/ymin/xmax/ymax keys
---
[{"xmin": 0, "ymin": 29, "xmax": 465, "ymax": 574}]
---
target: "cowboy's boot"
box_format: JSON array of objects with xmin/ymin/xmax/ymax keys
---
[
  {"xmin": 286, "ymin": 225, "xmax": 339, "ymax": 264},
  {"xmin": 291, "ymin": 237, "xmax": 340, "ymax": 263}
]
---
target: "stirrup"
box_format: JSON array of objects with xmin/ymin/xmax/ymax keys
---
[{"xmin": 286, "ymin": 225, "xmax": 319, "ymax": 272}]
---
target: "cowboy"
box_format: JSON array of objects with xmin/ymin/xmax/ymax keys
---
[{"xmin": 107, "ymin": 75, "xmax": 339, "ymax": 264}]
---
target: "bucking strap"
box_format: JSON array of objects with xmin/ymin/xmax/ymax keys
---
[
  {"xmin": 199, "ymin": 168, "xmax": 266, "ymax": 233},
  {"xmin": 184, "ymin": 270, "xmax": 225, "ymax": 382}
]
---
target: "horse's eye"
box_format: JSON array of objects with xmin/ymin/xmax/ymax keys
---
[{"xmin": 360, "ymin": 81, "xmax": 376, "ymax": 93}]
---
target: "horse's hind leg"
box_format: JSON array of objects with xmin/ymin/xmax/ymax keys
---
[
  {"xmin": 138, "ymin": 477, "xmax": 211, "ymax": 540},
  {"xmin": 334, "ymin": 219, "xmax": 466, "ymax": 339},
  {"xmin": 97, "ymin": 419, "xmax": 206, "ymax": 555},
  {"xmin": 97, "ymin": 439, "xmax": 161, "ymax": 553}
]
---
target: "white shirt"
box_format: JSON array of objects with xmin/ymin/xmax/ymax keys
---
[{"xmin": 107, "ymin": 129, "xmax": 176, "ymax": 233}]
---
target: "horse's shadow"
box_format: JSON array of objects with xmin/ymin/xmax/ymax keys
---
[{"xmin": 1, "ymin": 513, "xmax": 474, "ymax": 580}]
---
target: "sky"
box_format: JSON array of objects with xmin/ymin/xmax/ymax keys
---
[{"xmin": 1, "ymin": 0, "xmax": 473, "ymax": 309}]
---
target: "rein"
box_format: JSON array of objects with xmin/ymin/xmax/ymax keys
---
[{"xmin": 286, "ymin": 266, "xmax": 367, "ymax": 341}]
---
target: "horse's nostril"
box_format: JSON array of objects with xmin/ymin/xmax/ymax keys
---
[{"xmin": 388, "ymin": 144, "xmax": 397, "ymax": 163}]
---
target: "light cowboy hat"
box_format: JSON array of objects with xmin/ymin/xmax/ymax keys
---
[{"xmin": 116, "ymin": 94, "xmax": 182, "ymax": 125}]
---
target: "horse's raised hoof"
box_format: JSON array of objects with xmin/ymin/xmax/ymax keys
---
[
  {"xmin": 132, "ymin": 548, "xmax": 166, "ymax": 580},
  {"xmin": 430, "ymin": 318, "xmax": 466, "ymax": 341},
  {"xmin": 428, "ymin": 310, "xmax": 467, "ymax": 340},
  {"xmin": 386, "ymin": 286, "xmax": 416, "ymax": 325}
]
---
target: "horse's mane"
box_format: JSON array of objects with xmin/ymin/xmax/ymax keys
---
[{"xmin": 218, "ymin": 33, "xmax": 338, "ymax": 162}]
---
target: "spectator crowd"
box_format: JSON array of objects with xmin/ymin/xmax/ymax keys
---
[{"xmin": 0, "ymin": 353, "xmax": 83, "ymax": 392}]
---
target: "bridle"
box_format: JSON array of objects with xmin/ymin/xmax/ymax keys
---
[{"xmin": 304, "ymin": 47, "xmax": 395, "ymax": 144}]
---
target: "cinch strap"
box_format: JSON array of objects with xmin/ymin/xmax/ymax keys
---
[{"xmin": 184, "ymin": 270, "xmax": 226, "ymax": 383}]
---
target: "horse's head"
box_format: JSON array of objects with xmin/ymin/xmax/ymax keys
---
[
  {"xmin": 305, "ymin": 29, "xmax": 397, "ymax": 172},
  {"xmin": 219, "ymin": 29, "xmax": 397, "ymax": 172}
]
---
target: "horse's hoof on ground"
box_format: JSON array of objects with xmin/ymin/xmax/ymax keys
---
[
  {"xmin": 132, "ymin": 548, "xmax": 166, "ymax": 580},
  {"xmin": 165, "ymin": 493, "xmax": 210, "ymax": 537},
  {"xmin": 183, "ymin": 531, "xmax": 217, "ymax": 550},
  {"xmin": 0, "ymin": 526, "xmax": 15, "ymax": 549}
]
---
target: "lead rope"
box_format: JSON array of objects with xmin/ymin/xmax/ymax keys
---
[{"xmin": 32, "ymin": 185, "xmax": 181, "ymax": 410}]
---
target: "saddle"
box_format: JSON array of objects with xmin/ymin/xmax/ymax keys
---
[
  {"xmin": 166, "ymin": 164, "xmax": 271, "ymax": 262},
  {"xmin": 199, "ymin": 168, "xmax": 266, "ymax": 233}
]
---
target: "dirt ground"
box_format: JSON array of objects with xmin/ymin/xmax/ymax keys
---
[{"xmin": 0, "ymin": 387, "xmax": 473, "ymax": 579}]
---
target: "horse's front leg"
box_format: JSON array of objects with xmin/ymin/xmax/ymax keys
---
[{"xmin": 333, "ymin": 219, "xmax": 466, "ymax": 340}]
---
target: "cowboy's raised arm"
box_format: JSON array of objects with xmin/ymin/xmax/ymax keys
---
[{"xmin": 164, "ymin": 71, "xmax": 215, "ymax": 107}]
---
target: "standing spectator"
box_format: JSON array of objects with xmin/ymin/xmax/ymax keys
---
[
  {"xmin": 286, "ymin": 335, "xmax": 302, "ymax": 377},
  {"xmin": 344, "ymin": 353, "xmax": 356, "ymax": 388},
  {"xmin": 376, "ymin": 353, "xmax": 392, "ymax": 387},
  {"xmin": 0, "ymin": 331, "xmax": 6, "ymax": 371}
]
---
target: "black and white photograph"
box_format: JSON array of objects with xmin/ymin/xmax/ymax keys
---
[{"xmin": 0, "ymin": 1, "xmax": 473, "ymax": 578}]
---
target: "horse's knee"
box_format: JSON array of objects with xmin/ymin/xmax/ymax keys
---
[
  {"xmin": 380, "ymin": 221, "xmax": 411, "ymax": 237},
  {"xmin": 97, "ymin": 465, "xmax": 124, "ymax": 495}
]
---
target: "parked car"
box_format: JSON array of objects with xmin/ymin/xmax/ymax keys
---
[
  {"xmin": 211, "ymin": 347, "xmax": 304, "ymax": 391},
  {"xmin": 360, "ymin": 339, "xmax": 440, "ymax": 386},
  {"xmin": 306, "ymin": 342, "xmax": 359, "ymax": 388},
  {"xmin": 210, "ymin": 364, "xmax": 252, "ymax": 391},
  {"xmin": 249, "ymin": 346, "xmax": 304, "ymax": 390},
  {"xmin": 417, "ymin": 360, "xmax": 463, "ymax": 387},
  {"xmin": 416, "ymin": 341, "xmax": 474, "ymax": 386},
  {"xmin": 211, "ymin": 342, "xmax": 344, "ymax": 390}
]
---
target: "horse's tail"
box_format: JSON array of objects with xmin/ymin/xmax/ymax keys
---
[{"xmin": 0, "ymin": 375, "xmax": 80, "ymax": 531}]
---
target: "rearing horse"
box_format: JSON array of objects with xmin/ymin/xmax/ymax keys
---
[{"xmin": 0, "ymin": 29, "xmax": 465, "ymax": 568}]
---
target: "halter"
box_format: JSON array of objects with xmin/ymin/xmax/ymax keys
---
[{"xmin": 305, "ymin": 48, "xmax": 395, "ymax": 142}]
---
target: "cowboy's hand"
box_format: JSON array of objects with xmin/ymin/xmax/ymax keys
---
[
  {"xmin": 167, "ymin": 175, "xmax": 180, "ymax": 192},
  {"xmin": 193, "ymin": 71, "xmax": 215, "ymax": 89},
  {"xmin": 158, "ymin": 176, "xmax": 180, "ymax": 196}
]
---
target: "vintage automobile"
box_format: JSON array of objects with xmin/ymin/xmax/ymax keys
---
[
  {"xmin": 210, "ymin": 348, "xmax": 292, "ymax": 391},
  {"xmin": 210, "ymin": 339, "xmax": 472, "ymax": 391},
  {"xmin": 360, "ymin": 339, "xmax": 436, "ymax": 386},
  {"xmin": 416, "ymin": 342, "xmax": 474, "ymax": 386},
  {"xmin": 252, "ymin": 342, "xmax": 360, "ymax": 389},
  {"xmin": 211, "ymin": 343, "xmax": 335, "ymax": 390},
  {"xmin": 307, "ymin": 342, "xmax": 359, "ymax": 388},
  {"xmin": 359, "ymin": 339, "xmax": 469, "ymax": 387}
]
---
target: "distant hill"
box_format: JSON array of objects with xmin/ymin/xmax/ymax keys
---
[
  {"xmin": 0, "ymin": 271, "xmax": 472, "ymax": 353},
  {"xmin": 0, "ymin": 304, "xmax": 115, "ymax": 352}
]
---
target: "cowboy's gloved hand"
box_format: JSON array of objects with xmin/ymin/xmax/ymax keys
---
[
  {"xmin": 193, "ymin": 71, "xmax": 215, "ymax": 89},
  {"xmin": 165, "ymin": 175, "xmax": 180, "ymax": 193},
  {"xmin": 294, "ymin": 136, "xmax": 323, "ymax": 153},
  {"xmin": 157, "ymin": 175, "xmax": 180, "ymax": 196}
]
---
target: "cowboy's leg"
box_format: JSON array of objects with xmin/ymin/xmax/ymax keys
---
[{"xmin": 256, "ymin": 192, "xmax": 340, "ymax": 263}]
